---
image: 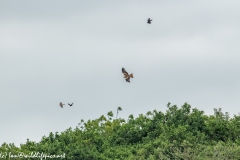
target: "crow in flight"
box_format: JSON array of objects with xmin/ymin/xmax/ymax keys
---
[
  {"xmin": 68, "ymin": 103, "xmax": 74, "ymax": 106},
  {"xmin": 147, "ymin": 18, "xmax": 152, "ymax": 24}
]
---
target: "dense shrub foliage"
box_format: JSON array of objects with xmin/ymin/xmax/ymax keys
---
[{"xmin": 2, "ymin": 103, "xmax": 240, "ymax": 159}]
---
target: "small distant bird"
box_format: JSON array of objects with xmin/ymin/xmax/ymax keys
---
[
  {"xmin": 122, "ymin": 68, "xmax": 133, "ymax": 83},
  {"xmin": 68, "ymin": 103, "xmax": 74, "ymax": 106},
  {"xmin": 147, "ymin": 18, "xmax": 152, "ymax": 24},
  {"xmin": 59, "ymin": 102, "xmax": 65, "ymax": 108}
]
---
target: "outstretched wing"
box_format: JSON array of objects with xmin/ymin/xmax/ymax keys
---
[
  {"xmin": 122, "ymin": 68, "xmax": 128, "ymax": 75},
  {"xmin": 126, "ymin": 78, "xmax": 130, "ymax": 83}
]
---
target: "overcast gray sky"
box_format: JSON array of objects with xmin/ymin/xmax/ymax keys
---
[{"xmin": 1, "ymin": 0, "xmax": 240, "ymax": 146}]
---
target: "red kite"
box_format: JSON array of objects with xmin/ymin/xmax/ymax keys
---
[{"xmin": 122, "ymin": 68, "xmax": 133, "ymax": 83}]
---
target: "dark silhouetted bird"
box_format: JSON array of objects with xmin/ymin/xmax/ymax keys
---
[
  {"xmin": 147, "ymin": 18, "xmax": 152, "ymax": 24},
  {"xmin": 68, "ymin": 103, "xmax": 74, "ymax": 106},
  {"xmin": 122, "ymin": 68, "xmax": 133, "ymax": 83},
  {"xmin": 59, "ymin": 102, "xmax": 65, "ymax": 108}
]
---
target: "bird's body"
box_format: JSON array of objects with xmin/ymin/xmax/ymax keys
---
[
  {"xmin": 59, "ymin": 102, "xmax": 65, "ymax": 108},
  {"xmin": 68, "ymin": 103, "xmax": 74, "ymax": 106},
  {"xmin": 122, "ymin": 68, "xmax": 133, "ymax": 83},
  {"xmin": 147, "ymin": 18, "xmax": 152, "ymax": 24}
]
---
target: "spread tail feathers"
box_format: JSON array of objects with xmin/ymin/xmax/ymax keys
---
[{"xmin": 129, "ymin": 74, "xmax": 133, "ymax": 78}]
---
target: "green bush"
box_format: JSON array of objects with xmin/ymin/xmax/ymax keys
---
[{"xmin": 2, "ymin": 103, "xmax": 240, "ymax": 160}]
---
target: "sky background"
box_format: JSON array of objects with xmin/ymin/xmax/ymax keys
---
[{"xmin": 1, "ymin": 0, "xmax": 240, "ymax": 146}]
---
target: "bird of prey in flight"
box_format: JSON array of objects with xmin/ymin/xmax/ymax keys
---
[
  {"xmin": 122, "ymin": 68, "xmax": 133, "ymax": 83},
  {"xmin": 147, "ymin": 18, "xmax": 152, "ymax": 24},
  {"xmin": 68, "ymin": 103, "xmax": 74, "ymax": 106},
  {"xmin": 59, "ymin": 102, "xmax": 65, "ymax": 108}
]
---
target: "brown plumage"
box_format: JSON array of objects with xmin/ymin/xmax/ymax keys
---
[
  {"xmin": 59, "ymin": 102, "xmax": 65, "ymax": 108},
  {"xmin": 122, "ymin": 68, "xmax": 134, "ymax": 83}
]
